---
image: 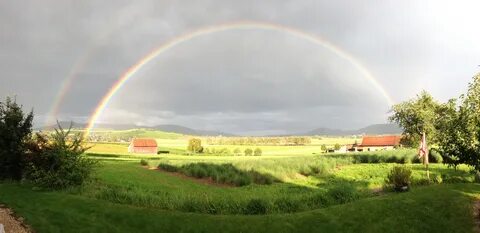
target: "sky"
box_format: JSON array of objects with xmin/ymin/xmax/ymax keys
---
[{"xmin": 1, "ymin": 1, "xmax": 480, "ymax": 135}]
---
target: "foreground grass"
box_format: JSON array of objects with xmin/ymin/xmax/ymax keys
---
[{"xmin": 0, "ymin": 183, "xmax": 478, "ymax": 232}]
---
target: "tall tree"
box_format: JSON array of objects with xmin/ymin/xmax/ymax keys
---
[
  {"xmin": 0, "ymin": 97, "xmax": 34, "ymax": 180},
  {"xmin": 438, "ymin": 73, "xmax": 480, "ymax": 170},
  {"xmin": 389, "ymin": 91, "xmax": 441, "ymax": 147}
]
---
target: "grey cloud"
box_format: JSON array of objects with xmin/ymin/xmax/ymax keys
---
[{"xmin": 1, "ymin": 0, "xmax": 480, "ymax": 134}]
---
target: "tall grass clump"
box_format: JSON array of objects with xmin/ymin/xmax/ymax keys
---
[
  {"xmin": 158, "ymin": 163, "xmax": 276, "ymax": 186},
  {"xmin": 386, "ymin": 166, "xmax": 412, "ymax": 192}
]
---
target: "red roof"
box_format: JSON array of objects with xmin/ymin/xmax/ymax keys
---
[
  {"xmin": 131, "ymin": 138, "xmax": 157, "ymax": 147},
  {"xmin": 360, "ymin": 135, "xmax": 401, "ymax": 147}
]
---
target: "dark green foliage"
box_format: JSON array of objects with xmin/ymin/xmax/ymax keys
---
[
  {"xmin": 244, "ymin": 199, "xmax": 271, "ymax": 215},
  {"xmin": 244, "ymin": 148, "xmax": 253, "ymax": 156},
  {"xmin": 24, "ymin": 124, "xmax": 96, "ymax": 189},
  {"xmin": 157, "ymin": 150, "xmax": 170, "ymax": 154},
  {"xmin": 140, "ymin": 159, "xmax": 148, "ymax": 166},
  {"xmin": 386, "ymin": 166, "xmax": 412, "ymax": 192},
  {"xmin": 158, "ymin": 163, "xmax": 276, "ymax": 186},
  {"xmin": 0, "ymin": 97, "xmax": 33, "ymax": 180}
]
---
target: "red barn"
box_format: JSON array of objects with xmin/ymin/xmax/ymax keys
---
[
  {"xmin": 357, "ymin": 135, "xmax": 402, "ymax": 152},
  {"xmin": 128, "ymin": 138, "xmax": 158, "ymax": 154}
]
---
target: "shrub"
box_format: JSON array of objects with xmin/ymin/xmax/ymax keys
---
[
  {"xmin": 140, "ymin": 159, "xmax": 148, "ymax": 166},
  {"xmin": 244, "ymin": 199, "xmax": 271, "ymax": 215},
  {"xmin": 327, "ymin": 184, "xmax": 359, "ymax": 204},
  {"xmin": 386, "ymin": 166, "xmax": 412, "ymax": 192},
  {"xmin": 157, "ymin": 150, "xmax": 170, "ymax": 154},
  {"xmin": 244, "ymin": 148, "xmax": 253, "ymax": 156},
  {"xmin": 254, "ymin": 148, "xmax": 262, "ymax": 156},
  {"xmin": 24, "ymin": 125, "xmax": 96, "ymax": 189}
]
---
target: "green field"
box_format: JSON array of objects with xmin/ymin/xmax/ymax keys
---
[{"xmin": 2, "ymin": 131, "xmax": 479, "ymax": 232}]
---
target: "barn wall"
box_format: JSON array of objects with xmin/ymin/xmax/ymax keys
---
[{"xmin": 131, "ymin": 147, "xmax": 157, "ymax": 154}]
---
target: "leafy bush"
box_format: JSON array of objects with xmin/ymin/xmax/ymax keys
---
[
  {"xmin": 244, "ymin": 148, "xmax": 253, "ymax": 156},
  {"xmin": 386, "ymin": 166, "xmax": 412, "ymax": 192},
  {"xmin": 244, "ymin": 199, "xmax": 271, "ymax": 215},
  {"xmin": 24, "ymin": 125, "xmax": 96, "ymax": 189},
  {"xmin": 140, "ymin": 159, "xmax": 148, "ymax": 166},
  {"xmin": 254, "ymin": 148, "xmax": 262, "ymax": 156}
]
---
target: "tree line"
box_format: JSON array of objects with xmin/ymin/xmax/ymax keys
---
[{"xmin": 203, "ymin": 136, "xmax": 312, "ymax": 146}]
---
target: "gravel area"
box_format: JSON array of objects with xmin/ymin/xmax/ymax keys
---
[{"xmin": 0, "ymin": 206, "xmax": 30, "ymax": 233}]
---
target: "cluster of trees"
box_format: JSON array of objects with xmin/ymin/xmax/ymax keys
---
[
  {"xmin": 390, "ymin": 73, "xmax": 480, "ymax": 171},
  {"xmin": 187, "ymin": 138, "xmax": 262, "ymax": 156},
  {"xmin": 0, "ymin": 97, "xmax": 96, "ymax": 189},
  {"xmin": 204, "ymin": 136, "xmax": 312, "ymax": 146}
]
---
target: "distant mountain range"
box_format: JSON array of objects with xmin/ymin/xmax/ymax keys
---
[
  {"xmin": 304, "ymin": 124, "xmax": 402, "ymax": 136},
  {"xmin": 40, "ymin": 122, "xmax": 401, "ymax": 137},
  {"xmin": 39, "ymin": 122, "xmax": 234, "ymax": 136}
]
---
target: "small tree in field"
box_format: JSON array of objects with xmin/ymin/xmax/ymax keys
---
[
  {"xmin": 187, "ymin": 138, "xmax": 203, "ymax": 154},
  {"xmin": 244, "ymin": 148, "xmax": 253, "ymax": 156},
  {"xmin": 389, "ymin": 91, "xmax": 442, "ymax": 147},
  {"xmin": 320, "ymin": 144, "xmax": 327, "ymax": 153},
  {"xmin": 0, "ymin": 97, "xmax": 33, "ymax": 180},
  {"xmin": 254, "ymin": 148, "xmax": 262, "ymax": 156},
  {"xmin": 334, "ymin": 143, "xmax": 341, "ymax": 151},
  {"xmin": 233, "ymin": 148, "xmax": 241, "ymax": 156}
]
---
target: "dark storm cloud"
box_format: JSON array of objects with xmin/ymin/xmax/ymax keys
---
[{"xmin": 1, "ymin": 1, "xmax": 480, "ymax": 133}]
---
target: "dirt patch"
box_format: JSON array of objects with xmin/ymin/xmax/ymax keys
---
[
  {"xmin": 473, "ymin": 200, "xmax": 480, "ymax": 233},
  {"xmin": 0, "ymin": 205, "xmax": 32, "ymax": 233},
  {"xmin": 149, "ymin": 166, "xmax": 235, "ymax": 188}
]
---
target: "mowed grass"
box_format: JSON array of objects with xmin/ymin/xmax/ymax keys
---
[{"xmin": 1, "ymin": 182, "xmax": 479, "ymax": 233}]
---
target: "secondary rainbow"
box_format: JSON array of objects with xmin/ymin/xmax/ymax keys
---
[{"xmin": 85, "ymin": 21, "xmax": 395, "ymax": 135}]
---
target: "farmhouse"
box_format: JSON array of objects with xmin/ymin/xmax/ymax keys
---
[
  {"xmin": 349, "ymin": 135, "xmax": 402, "ymax": 152},
  {"xmin": 128, "ymin": 138, "xmax": 158, "ymax": 154}
]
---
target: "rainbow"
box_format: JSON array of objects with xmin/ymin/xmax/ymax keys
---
[{"xmin": 85, "ymin": 20, "xmax": 394, "ymax": 135}]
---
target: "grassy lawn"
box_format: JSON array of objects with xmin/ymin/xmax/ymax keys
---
[
  {"xmin": 1, "ymin": 182, "xmax": 479, "ymax": 232},
  {"xmin": 2, "ymin": 142, "xmax": 478, "ymax": 232}
]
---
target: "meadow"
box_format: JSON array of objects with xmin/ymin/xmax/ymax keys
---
[{"xmin": 1, "ymin": 131, "xmax": 480, "ymax": 232}]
